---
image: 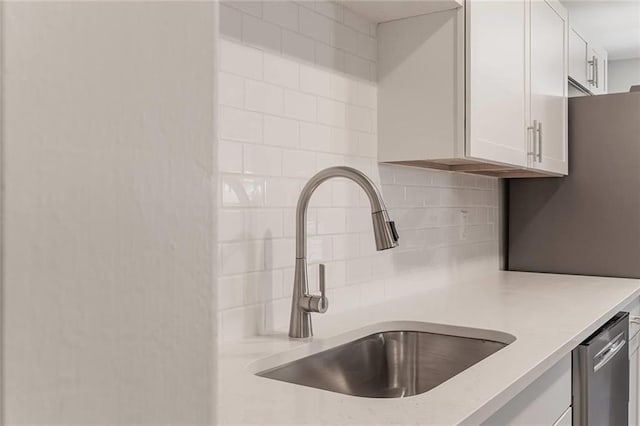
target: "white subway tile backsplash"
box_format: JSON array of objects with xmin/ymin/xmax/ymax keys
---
[
  {"xmin": 406, "ymin": 186, "xmax": 440, "ymax": 207},
  {"xmin": 224, "ymin": 0, "xmax": 262, "ymax": 18},
  {"xmin": 356, "ymin": 82, "xmax": 377, "ymax": 109},
  {"xmin": 380, "ymin": 185, "xmax": 405, "ymax": 206},
  {"xmin": 220, "ymin": 106, "xmax": 262, "ymax": 143},
  {"xmin": 246, "ymin": 209, "xmax": 284, "ymax": 241},
  {"xmin": 357, "ymin": 32, "xmax": 377, "ymax": 61},
  {"xmin": 264, "ymin": 177, "xmax": 301, "ymax": 208},
  {"xmin": 264, "ymin": 53, "xmax": 300, "ymax": 89},
  {"xmin": 300, "ymin": 64, "xmax": 331, "ymax": 97},
  {"xmin": 317, "ymin": 207, "xmax": 347, "ymax": 234},
  {"xmin": 315, "ymin": 42, "xmax": 346, "ymax": 71},
  {"xmin": 219, "ymin": 304, "xmax": 264, "ymax": 341},
  {"xmin": 220, "ymin": 40, "xmax": 263, "ymax": 80},
  {"xmin": 283, "ymin": 89, "xmax": 317, "ymax": 121},
  {"xmin": 308, "ymin": 235, "xmax": 333, "ymax": 262},
  {"xmin": 282, "ymin": 149, "xmax": 316, "ymax": 178},
  {"xmin": 346, "ymin": 257, "xmax": 372, "ymax": 284},
  {"xmin": 219, "ymin": 72, "xmax": 244, "ymax": 108},
  {"xmin": 218, "ymin": 275, "xmax": 245, "ymax": 310},
  {"xmin": 332, "ymin": 234, "xmax": 360, "ymax": 260},
  {"xmin": 243, "ymin": 144, "xmax": 282, "ymax": 176},
  {"xmin": 314, "ymin": 0, "xmax": 343, "ymax": 21},
  {"xmin": 245, "ymin": 80, "xmax": 284, "ymax": 115},
  {"xmin": 219, "ymin": 141, "xmax": 243, "ymax": 173},
  {"xmin": 300, "ymin": 122, "xmax": 331, "ymax": 152},
  {"xmin": 343, "ymin": 7, "xmax": 370, "ymax": 34},
  {"xmin": 330, "ymin": 74, "xmax": 357, "ymax": 104},
  {"xmin": 358, "ymin": 233, "xmax": 378, "ymax": 257},
  {"xmin": 315, "ymin": 152, "xmax": 345, "ymax": 170},
  {"xmin": 262, "ymin": 1, "xmax": 299, "ymax": 31},
  {"xmin": 282, "ymin": 29, "xmax": 315, "ymax": 63},
  {"xmin": 265, "ymin": 238, "xmax": 295, "ymax": 269},
  {"xmin": 345, "ymin": 207, "xmax": 372, "ymax": 233},
  {"xmin": 299, "ymin": 7, "xmax": 334, "ymax": 45},
  {"xmin": 264, "ymin": 298, "xmax": 291, "ymax": 332},
  {"xmin": 217, "ymin": 0, "xmax": 500, "ymax": 342},
  {"xmin": 432, "ymin": 171, "xmax": 456, "ymax": 187},
  {"xmin": 358, "ymin": 279, "xmax": 386, "ymax": 306},
  {"xmin": 247, "ymin": 269, "xmax": 284, "ymax": 304},
  {"xmin": 369, "ymin": 63, "xmax": 377, "ymax": 84},
  {"xmin": 369, "ymin": 22, "xmax": 377, "ymax": 37},
  {"xmin": 332, "ymin": 180, "xmax": 365, "ymax": 207},
  {"xmin": 346, "ymin": 104, "xmax": 374, "ymax": 132},
  {"xmin": 282, "ymin": 209, "xmax": 296, "ymax": 238},
  {"xmin": 357, "ymin": 132, "xmax": 377, "ymax": 158},
  {"xmin": 324, "ymin": 260, "xmax": 347, "ymax": 288},
  {"xmin": 395, "ymin": 167, "xmax": 431, "ymax": 185},
  {"xmin": 329, "ymin": 284, "xmax": 362, "ymax": 313},
  {"xmin": 242, "ymin": 14, "xmax": 282, "ymax": 51},
  {"xmin": 220, "ymin": 4, "xmax": 242, "ymax": 41},
  {"xmin": 264, "ymin": 115, "xmax": 299, "ymax": 148},
  {"xmin": 221, "ymin": 240, "xmax": 265, "ymax": 275},
  {"xmin": 333, "ymin": 24, "xmax": 358, "ymax": 54},
  {"xmin": 218, "ymin": 209, "xmax": 245, "ymax": 242},
  {"xmin": 345, "ymin": 54, "xmax": 372, "ymax": 80},
  {"xmin": 328, "ymin": 127, "xmax": 350, "ymax": 155},
  {"xmin": 317, "ymin": 98, "xmax": 346, "ymax": 127},
  {"xmin": 222, "ymin": 175, "xmax": 265, "ymax": 207}
]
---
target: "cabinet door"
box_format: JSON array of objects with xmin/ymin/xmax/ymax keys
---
[
  {"xmin": 481, "ymin": 354, "xmax": 571, "ymax": 425},
  {"xmin": 601, "ymin": 50, "xmax": 608, "ymax": 93},
  {"xmin": 466, "ymin": 0, "xmax": 527, "ymax": 167},
  {"xmin": 569, "ymin": 28, "xmax": 589, "ymax": 89},
  {"xmin": 529, "ymin": 0, "xmax": 568, "ymax": 175},
  {"xmin": 589, "ymin": 46, "xmax": 608, "ymax": 94}
]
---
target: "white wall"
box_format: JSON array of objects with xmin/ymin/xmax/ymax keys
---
[
  {"xmin": 217, "ymin": 0, "xmax": 500, "ymax": 341},
  {"xmin": 608, "ymin": 58, "xmax": 640, "ymax": 93},
  {"xmin": 2, "ymin": 2, "xmax": 217, "ymax": 424}
]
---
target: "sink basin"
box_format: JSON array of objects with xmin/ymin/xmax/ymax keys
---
[{"xmin": 257, "ymin": 330, "xmax": 510, "ymax": 398}]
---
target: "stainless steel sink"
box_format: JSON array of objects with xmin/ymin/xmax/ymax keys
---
[{"xmin": 257, "ymin": 330, "xmax": 509, "ymax": 398}]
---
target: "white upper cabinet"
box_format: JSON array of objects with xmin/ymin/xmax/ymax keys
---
[
  {"xmin": 377, "ymin": 9, "xmax": 463, "ymax": 164},
  {"xmin": 568, "ymin": 26, "xmax": 608, "ymax": 94},
  {"xmin": 569, "ymin": 28, "xmax": 589, "ymax": 88},
  {"xmin": 529, "ymin": 0, "xmax": 568, "ymax": 175},
  {"xmin": 467, "ymin": 0, "xmax": 527, "ymax": 168},
  {"xmin": 377, "ymin": 0, "xmax": 569, "ymax": 177}
]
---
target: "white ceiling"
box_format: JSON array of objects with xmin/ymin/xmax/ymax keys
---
[{"xmin": 561, "ymin": 0, "xmax": 640, "ymax": 60}]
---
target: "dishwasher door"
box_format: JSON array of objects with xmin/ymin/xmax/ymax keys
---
[{"xmin": 573, "ymin": 312, "xmax": 629, "ymax": 426}]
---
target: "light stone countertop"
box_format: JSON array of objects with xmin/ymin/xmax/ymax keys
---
[{"xmin": 217, "ymin": 271, "xmax": 640, "ymax": 425}]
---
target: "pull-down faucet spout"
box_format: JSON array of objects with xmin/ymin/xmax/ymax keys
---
[{"xmin": 288, "ymin": 166, "xmax": 399, "ymax": 338}]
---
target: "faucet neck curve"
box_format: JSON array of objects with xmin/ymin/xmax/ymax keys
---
[{"xmin": 295, "ymin": 166, "xmax": 387, "ymax": 259}]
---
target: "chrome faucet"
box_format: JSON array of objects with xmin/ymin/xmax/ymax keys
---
[{"xmin": 288, "ymin": 166, "xmax": 399, "ymax": 338}]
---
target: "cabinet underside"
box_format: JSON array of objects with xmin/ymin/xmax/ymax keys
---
[{"xmin": 383, "ymin": 159, "xmax": 557, "ymax": 178}]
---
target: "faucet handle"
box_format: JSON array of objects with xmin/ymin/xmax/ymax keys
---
[
  {"xmin": 319, "ymin": 263, "xmax": 326, "ymax": 299},
  {"xmin": 308, "ymin": 264, "xmax": 329, "ymax": 314}
]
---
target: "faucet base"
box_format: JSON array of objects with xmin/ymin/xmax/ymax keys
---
[
  {"xmin": 288, "ymin": 311, "xmax": 313, "ymax": 339},
  {"xmin": 288, "ymin": 258, "xmax": 313, "ymax": 338}
]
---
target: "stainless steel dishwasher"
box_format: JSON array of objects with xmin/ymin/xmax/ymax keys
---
[{"xmin": 573, "ymin": 312, "xmax": 629, "ymax": 425}]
